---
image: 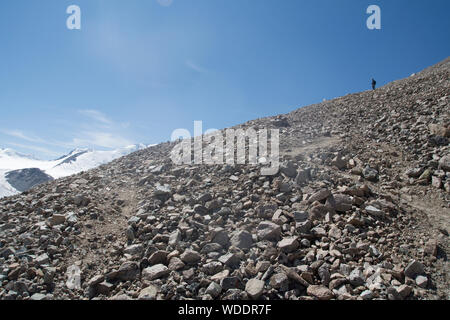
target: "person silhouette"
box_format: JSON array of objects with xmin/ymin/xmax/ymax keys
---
[{"xmin": 371, "ymin": 78, "xmax": 377, "ymax": 90}]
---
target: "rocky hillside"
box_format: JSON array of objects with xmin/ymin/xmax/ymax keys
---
[{"xmin": 0, "ymin": 58, "xmax": 448, "ymax": 300}]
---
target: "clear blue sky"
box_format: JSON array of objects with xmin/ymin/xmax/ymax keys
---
[{"xmin": 0, "ymin": 0, "xmax": 449, "ymax": 159}]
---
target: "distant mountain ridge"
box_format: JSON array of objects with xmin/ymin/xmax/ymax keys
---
[{"xmin": 0, "ymin": 144, "xmax": 150, "ymax": 198}]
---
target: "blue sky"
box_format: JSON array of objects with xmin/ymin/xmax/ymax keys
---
[{"xmin": 0, "ymin": 0, "xmax": 449, "ymax": 159}]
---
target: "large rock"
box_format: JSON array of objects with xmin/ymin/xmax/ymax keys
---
[
  {"xmin": 277, "ymin": 237, "xmax": 299, "ymax": 253},
  {"xmin": 307, "ymin": 285, "xmax": 334, "ymax": 300},
  {"xmin": 142, "ymin": 264, "xmax": 169, "ymax": 281},
  {"xmin": 429, "ymin": 123, "xmax": 450, "ymax": 137},
  {"xmin": 205, "ymin": 282, "xmax": 222, "ymax": 298},
  {"xmin": 295, "ymin": 169, "xmax": 311, "ymax": 185},
  {"xmin": 230, "ymin": 230, "xmax": 253, "ymax": 250},
  {"xmin": 180, "ymin": 249, "xmax": 201, "ymax": 264},
  {"xmin": 257, "ymin": 221, "xmax": 281, "ymax": 241},
  {"xmin": 404, "ymin": 260, "xmax": 424, "ymax": 278},
  {"xmin": 439, "ymin": 155, "xmax": 450, "ymax": 171},
  {"xmin": 333, "ymin": 194, "xmax": 352, "ymax": 212},
  {"xmin": 49, "ymin": 214, "xmax": 66, "ymax": 226},
  {"xmin": 308, "ymin": 189, "xmax": 331, "ymax": 203},
  {"xmin": 280, "ymin": 161, "xmax": 297, "ymax": 178},
  {"xmin": 117, "ymin": 261, "xmax": 140, "ymax": 281},
  {"xmin": 138, "ymin": 285, "xmax": 159, "ymax": 300},
  {"xmin": 245, "ymin": 278, "xmax": 265, "ymax": 299},
  {"xmin": 362, "ymin": 166, "xmax": 378, "ymax": 182}
]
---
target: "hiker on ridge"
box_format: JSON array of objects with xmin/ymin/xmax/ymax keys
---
[{"xmin": 371, "ymin": 78, "xmax": 376, "ymax": 90}]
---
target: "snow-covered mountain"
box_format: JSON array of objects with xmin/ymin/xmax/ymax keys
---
[{"xmin": 0, "ymin": 144, "xmax": 149, "ymax": 198}]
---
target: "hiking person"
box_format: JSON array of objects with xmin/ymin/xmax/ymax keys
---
[{"xmin": 371, "ymin": 78, "xmax": 376, "ymax": 90}]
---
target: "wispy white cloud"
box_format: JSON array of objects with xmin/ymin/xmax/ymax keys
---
[
  {"xmin": 186, "ymin": 60, "xmax": 208, "ymax": 73},
  {"xmin": 6, "ymin": 142, "xmax": 61, "ymax": 157},
  {"xmin": 157, "ymin": 0, "xmax": 174, "ymax": 7},
  {"xmin": 70, "ymin": 132, "xmax": 133, "ymax": 149},
  {"xmin": 78, "ymin": 109, "xmax": 113, "ymax": 125},
  {"xmin": 1, "ymin": 109, "xmax": 136, "ymax": 157},
  {"xmin": 1, "ymin": 129, "xmax": 45, "ymax": 144}
]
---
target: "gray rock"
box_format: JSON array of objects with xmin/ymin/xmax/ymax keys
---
[
  {"xmin": 439, "ymin": 154, "xmax": 450, "ymax": 171},
  {"xmin": 117, "ymin": 261, "xmax": 140, "ymax": 281},
  {"xmin": 280, "ymin": 161, "xmax": 297, "ymax": 178},
  {"xmin": 293, "ymin": 211, "xmax": 308, "ymax": 222},
  {"xmin": 124, "ymin": 244, "xmax": 144, "ymax": 256},
  {"xmin": 277, "ymin": 237, "xmax": 299, "ymax": 253},
  {"xmin": 212, "ymin": 229, "xmax": 230, "ymax": 247},
  {"xmin": 360, "ymin": 290, "xmax": 374, "ymax": 300},
  {"xmin": 308, "ymin": 189, "xmax": 331, "ymax": 203},
  {"xmin": 142, "ymin": 264, "xmax": 169, "ymax": 281},
  {"xmin": 269, "ymin": 273, "xmax": 289, "ymax": 291},
  {"xmin": 307, "ymin": 285, "xmax": 334, "ymax": 300},
  {"xmin": 349, "ymin": 269, "xmax": 365, "ymax": 287},
  {"xmin": 230, "ymin": 230, "xmax": 253, "ymax": 250},
  {"xmin": 218, "ymin": 253, "xmax": 241, "ymax": 267},
  {"xmin": 363, "ymin": 166, "xmax": 378, "ymax": 182},
  {"xmin": 415, "ymin": 275, "xmax": 428, "ymax": 288},
  {"xmin": 138, "ymin": 285, "xmax": 159, "ymax": 300},
  {"xmin": 365, "ymin": 205, "xmax": 384, "ymax": 218},
  {"xmin": 245, "ymin": 278, "xmax": 265, "ymax": 299},
  {"xmin": 180, "ymin": 249, "xmax": 201, "ymax": 264},
  {"xmin": 205, "ymin": 282, "xmax": 222, "ymax": 298},
  {"xmin": 333, "ymin": 194, "xmax": 352, "ymax": 212},
  {"xmin": 257, "ymin": 221, "xmax": 281, "ymax": 241},
  {"xmin": 404, "ymin": 260, "xmax": 424, "ymax": 278},
  {"xmin": 49, "ymin": 214, "xmax": 66, "ymax": 226}
]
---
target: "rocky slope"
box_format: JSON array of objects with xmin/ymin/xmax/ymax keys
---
[{"xmin": 0, "ymin": 58, "xmax": 448, "ymax": 300}]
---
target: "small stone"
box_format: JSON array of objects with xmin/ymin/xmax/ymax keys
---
[
  {"xmin": 230, "ymin": 230, "xmax": 253, "ymax": 250},
  {"xmin": 205, "ymin": 282, "xmax": 222, "ymax": 298},
  {"xmin": 49, "ymin": 214, "xmax": 66, "ymax": 226},
  {"xmin": 360, "ymin": 290, "xmax": 374, "ymax": 300},
  {"xmin": 415, "ymin": 275, "xmax": 428, "ymax": 288},
  {"xmin": 362, "ymin": 166, "xmax": 378, "ymax": 182},
  {"xmin": 212, "ymin": 229, "xmax": 230, "ymax": 247},
  {"xmin": 168, "ymin": 230, "xmax": 182, "ymax": 246},
  {"xmin": 277, "ymin": 237, "xmax": 299, "ymax": 253},
  {"xmin": 349, "ymin": 269, "xmax": 365, "ymax": 287},
  {"xmin": 424, "ymin": 239, "xmax": 438, "ymax": 256},
  {"xmin": 142, "ymin": 264, "xmax": 169, "ymax": 281},
  {"xmin": 36, "ymin": 253, "xmax": 49, "ymax": 265},
  {"xmin": 293, "ymin": 211, "xmax": 308, "ymax": 222},
  {"xmin": 138, "ymin": 285, "xmax": 159, "ymax": 300},
  {"xmin": 269, "ymin": 273, "xmax": 289, "ymax": 291},
  {"xmin": 439, "ymin": 154, "xmax": 450, "ymax": 171},
  {"xmin": 30, "ymin": 293, "xmax": 47, "ymax": 300},
  {"xmin": 365, "ymin": 205, "xmax": 384, "ymax": 218},
  {"xmin": 257, "ymin": 221, "xmax": 281, "ymax": 241},
  {"xmin": 124, "ymin": 244, "xmax": 144, "ymax": 256},
  {"xmin": 308, "ymin": 189, "xmax": 331, "ymax": 204},
  {"xmin": 220, "ymin": 276, "xmax": 242, "ymax": 291},
  {"xmin": 218, "ymin": 253, "xmax": 241, "ymax": 267},
  {"xmin": 245, "ymin": 278, "xmax": 265, "ymax": 299},
  {"xmin": 404, "ymin": 260, "xmax": 424, "ymax": 278},
  {"xmin": 96, "ymin": 281, "xmax": 114, "ymax": 295},
  {"xmin": 180, "ymin": 249, "xmax": 201, "ymax": 264},
  {"xmin": 333, "ymin": 194, "xmax": 353, "ymax": 212},
  {"xmin": 280, "ymin": 161, "xmax": 297, "ymax": 177},
  {"xmin": 306, "ymin": 285, "xmax": 334, "ymax": 300},
  {"xmin": 117, "ymin": 261, "xmax": 140, "ymax": 281},
  {"xmin": 328, "ymin": 226, "xmax": 342, "ymax": 239},
  {"xmin": 397, "ymin": 284, "xmax": 412, "ymax": 299},
  {"xmin": 168, "ymin": 257, "xmax": 185, "ymax": 271}
]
